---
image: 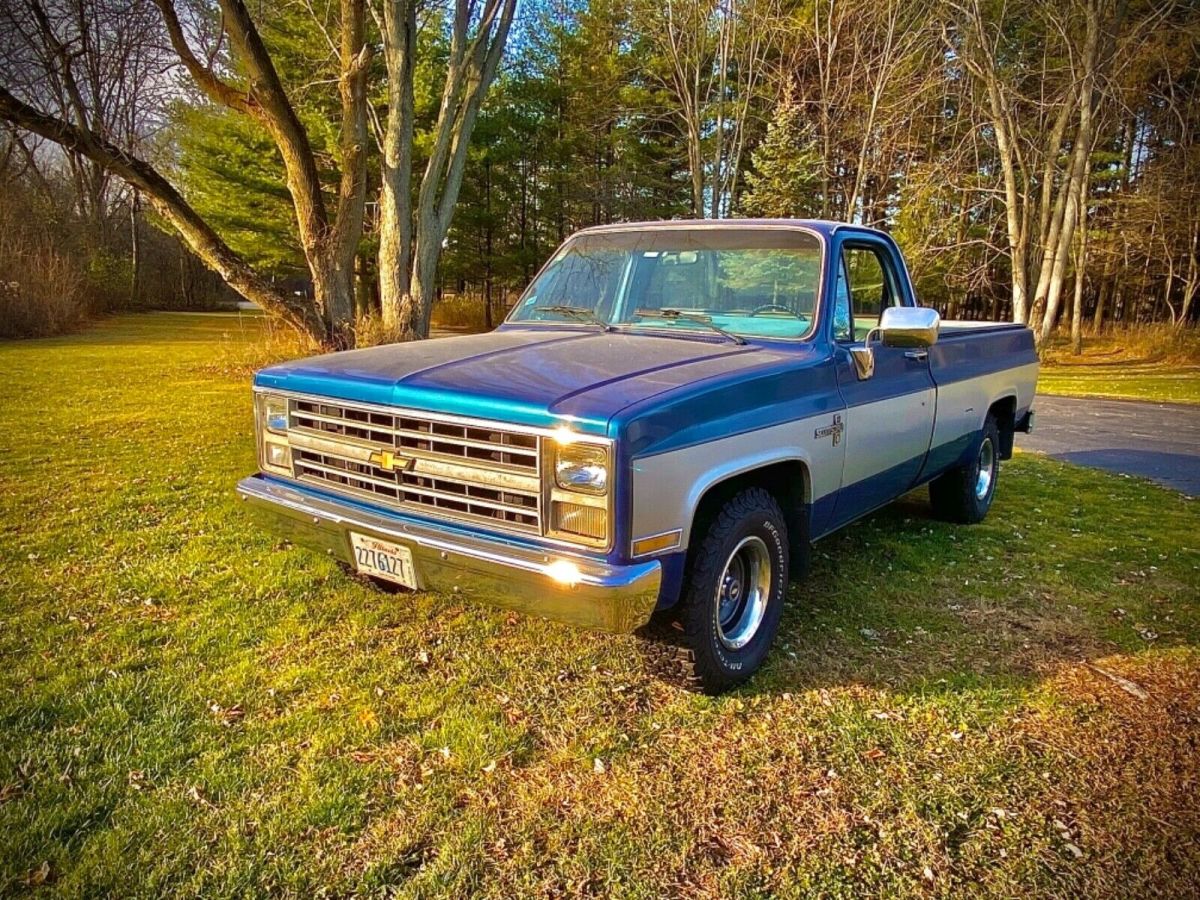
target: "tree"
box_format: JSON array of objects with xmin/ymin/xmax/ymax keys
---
[
  {"xmin": 174, "ymin": 102, "xmax": 306, "ymax": 278},
  {"xmin": 433, "ymin": 0, "xmax": 691, "ymax": 323},
  {"xmin": 0, "ymin": 0, "xmax": 170, "ymax": 245},
  {"xmin": 0, "ymin": 0, "xmax": 370, "ymax": 346},
  {"xmin": 636, "ymin": 0, "xmax": 781, "ymax": 218},
  {"xmin": 947, "ymin": 0, "xmax": 1140, "ymax": 336},
  {"xmin": 741, "ymin": 88, "xmax": 822, "ymax": 217},
  {"xmin": 376, "ymin": 0, "xmax": 518, "ymax": 340}
]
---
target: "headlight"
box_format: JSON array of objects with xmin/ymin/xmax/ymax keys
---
[
  {"xmin": 554, "ymin": 442, "xmax": 608, "ymax": 494},
  {"xmin": 256, "ymin": 392, "xmax": 292, "ymax": 476},
  {"xmin": 264, "ymin": 441, "xmax": 290, "ymax": 468},
  {"xmin": 262, "ymin": 394, "xmax": 288, "ymax": 433}
]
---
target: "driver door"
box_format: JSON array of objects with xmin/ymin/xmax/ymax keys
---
[{"xmin": 829, "ymin": 239, "xmax": 936, "ymax": 529}]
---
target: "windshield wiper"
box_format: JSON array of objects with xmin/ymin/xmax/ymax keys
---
[
  {"xmin": 532, "ymin": 304, "xmax": 611, "ymax": 331},
  {"xmin": 633, "ymin": 308, "xmax": 747, "ymax": 345}
]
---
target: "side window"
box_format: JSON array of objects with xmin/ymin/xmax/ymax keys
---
[
  {"xmin": 832, "ymin": 258, "xmax": 852, "ymax": 342},
  {"xmin": 840, "ymin": 245, "xmax": 899, "ymax": 341}
]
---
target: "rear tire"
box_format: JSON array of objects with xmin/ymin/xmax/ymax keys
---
[
  {"xmin": 930, "ymin": 414, "xmax": 1000, "ymax": 524},
  {"xmin": 675, "ymin": 488, "xmax": 789, "ymax": 694}
]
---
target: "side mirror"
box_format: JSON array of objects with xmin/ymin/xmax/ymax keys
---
[
  {"xmin": 849, "ymin": 306, "xmax": 940, "ymax": 381},
  {"xmin": 879, "ymin": 306, "xmax": 940, "ymax": 348}
]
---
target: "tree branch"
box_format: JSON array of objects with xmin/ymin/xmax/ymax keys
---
[
  {"xmin": 151, "ymin": 0, "xmax": 252, "ymax": 113},
  {"xmin": 215, "ymin": 0, "xmax": 330, "ymax": 253},
  {"xmin": 0, "ymin": 85, "xmax": 326, "ymax": 340}
]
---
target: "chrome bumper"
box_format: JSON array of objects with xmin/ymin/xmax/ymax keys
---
[{"xmin": 236, "ymin": 475, "xmax": 661, "ymax": 633}]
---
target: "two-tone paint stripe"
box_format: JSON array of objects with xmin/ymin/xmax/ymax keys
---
[{"xmin": 629, "ymin": 361, "xmax": 1038, "ymax": 555}]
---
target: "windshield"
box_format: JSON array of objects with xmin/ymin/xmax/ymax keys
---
[{"xmin": 506, "ymin": 227, "xmax": 823, "ymax": 341}]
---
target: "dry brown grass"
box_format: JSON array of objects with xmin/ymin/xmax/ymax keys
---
[
  {"xmin": 1023, "ymin": 652, "xmax": 1200, "ymax": 896},
  {"xmin": 201, "ymin": 313, "xmax": 320, "ymax": 375},
  {"xmin": 1041, "ymin": 323, "xmax": 1200, "ymax": 367},
  {"xmin": 429, "ymin": 292, "xmax": 497, "ymax": 332},
  {"xmin": 352, "ymin": 311, "xmax": 404, "ymax": 347},
  {"xmin": 0, "ymin": 225, "xmax": 87, "ymax": 339},
  {"xmin": 1038, "ymin": 323, "xmax": 1200, "ymax": 403}
]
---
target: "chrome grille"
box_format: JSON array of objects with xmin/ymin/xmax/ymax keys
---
[{"xmin": 287, "ymin": 397, "xmax": 542, "ymax": 533}]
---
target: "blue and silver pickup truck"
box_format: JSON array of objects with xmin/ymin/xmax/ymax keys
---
[{"xmin": 238, "ymin": 220, "xmax": 1038, "ymax": 692}]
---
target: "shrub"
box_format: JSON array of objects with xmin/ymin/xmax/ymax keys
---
[
  {"xmin": 0, "ymin": 205, "xmax": 87, "ymax": 339},
  {"xmin": 429, "ymin": 292, "xmax": 492, "ymax": 332},
  {"xmin": 353, "ymin": 311, "xmax": 402, "ymax": 347}
]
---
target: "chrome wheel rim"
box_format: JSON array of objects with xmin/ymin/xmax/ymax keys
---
[
  {"xmin": 975, "ymin": 437, "xmax": 995, "ymax": 500},
  {"xmin": 715, "ymin": 536, "xmax": 771, "ymax": 650}
]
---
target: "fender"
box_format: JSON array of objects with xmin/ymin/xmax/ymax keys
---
[{"xmin": 628, "ymin": 407, "xmax": 844, "ymax": 558}]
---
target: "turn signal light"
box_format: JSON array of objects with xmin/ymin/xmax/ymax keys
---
[
  {"xmin": 632, "ymin": 530, "xmax": 682, "ymax": 556},
  {"xmin": 552, "ymin": 500, "xmax": 607, "ymax": 541}
]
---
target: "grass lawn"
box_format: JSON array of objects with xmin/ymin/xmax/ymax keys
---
[
  {"xmin": 1038, "ymin": 362, "xmax": 1200, "ymax": 405},
  {"xmin": 1038, "ymin": 326, "xmax": 1200, "ymax": 404},
  {"xmin": 2, "ymin": 313, "xmax": 1198, "ymax": 897}
]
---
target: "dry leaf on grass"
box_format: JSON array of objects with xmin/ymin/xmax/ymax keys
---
[{"xmin": 24, "ymin": 861, "xmax": 52, "ymax": 886}]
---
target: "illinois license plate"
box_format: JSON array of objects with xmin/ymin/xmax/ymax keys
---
[{"xmin": 349, "ymin": 533, "xmax": 418, "ymax": 589}]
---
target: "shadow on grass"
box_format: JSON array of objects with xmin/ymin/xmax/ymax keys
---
[
  {"xmin": 641, "ymin": 483, "xmax": 1197, "ymax": 698},
  {"xmin": 1040, "ymin": 448, "xmax": 1199, "ymax": 497}
]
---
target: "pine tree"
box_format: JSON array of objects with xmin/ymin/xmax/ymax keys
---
[
  {"xmin": 742, "ymin": 92, "xmax": 822, "ymax": 219},
  {"xmin": 173, "ymin": 104, "xmax": 305, "ymax": 279}
]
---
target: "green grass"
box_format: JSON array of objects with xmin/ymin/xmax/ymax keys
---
[
  {"xmin": 1038, "ymin": 362, "xmax": 1200, "ymax": 404},
  {"xmin": 2, "ymin": 313, "xmax": 1199, "ymax": 896}
]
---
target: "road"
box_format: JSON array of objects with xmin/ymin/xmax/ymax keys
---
[{"xmin": 1018, "ymin": 395, "xmax": 1200, "ymax": 496}]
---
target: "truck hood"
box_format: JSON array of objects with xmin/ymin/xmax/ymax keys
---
[{"xmin": 254, "ymin": 326, "xmax": 773, "ymax": 434}]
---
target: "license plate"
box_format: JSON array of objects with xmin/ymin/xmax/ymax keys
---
[{"xmin": 349, "ymin": 533, "xmax": 418, "ymax": 589}]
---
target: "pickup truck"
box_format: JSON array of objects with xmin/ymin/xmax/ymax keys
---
[{"xmin": 238, "ymin": 219, "xmax": 1038, "ymax": 692}]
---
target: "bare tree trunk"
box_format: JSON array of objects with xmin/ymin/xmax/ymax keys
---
[
  {"xmin": 688, "ymin": 120, "xmax": 705, "ymax": 216},
  {"xmin": 1179, "ymin": 219, "xmax": 1199, "ymax": 330},
  {"xmin": 1158, "ymin": 253, "xmax": 1177, "ymax": 325},
  {"xmin": 1036, "ymin": 0, "xmax": 1100, "ymax": 347},
  {"xmin": 377, "ymin": 0, "xmax": 516, "ymax": 340},
  {"xmin": 378, "ymin": 0, "xmax": 416, "ymax": 336},
  {"xmin": 325, "ymin": 0, "xmax": 371, "ymax": 343},
  {"xmin": 1070, "ymin": 171, "xmax": 1088, "ymax": 354},
  {"xmin": 129, "ymin": 187, "xmax": 141, "ymax": 306},
  {"xmin": 484, "ymin": 155, "xmax": 494, "ymax": 329},
  {"xmin": 354, "ymin": 253, "xmax": 371, "ymax": 320},
  {"xmin": 972, "ymin": 45, "xmax": 1030, "ymax": 323}
]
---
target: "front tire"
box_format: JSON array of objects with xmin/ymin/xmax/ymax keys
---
[
  {"xmin": 929, "ymin": 414, "xmax": 1000, "ymax": 524},
  {"xmin": 677, "ymin": 488, "xmax": 789, "ymax": 693}
]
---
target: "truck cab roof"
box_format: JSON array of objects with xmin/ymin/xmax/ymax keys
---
[{"xmin": 573, "ymin": 218, "xmax": 891, "ymax": 242}]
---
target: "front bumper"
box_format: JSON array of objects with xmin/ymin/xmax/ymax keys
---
[{"xmin": 236, "ymin": 475, "xmax": 661, "ymax": 632}]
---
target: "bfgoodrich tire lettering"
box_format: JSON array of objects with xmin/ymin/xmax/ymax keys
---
[{"xmin": 678, "ymin": 487, "xmax": 788, "ymax": 693}]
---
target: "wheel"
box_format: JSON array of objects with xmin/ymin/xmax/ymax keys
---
[
  {"xmin": 676, "ymin": 488, "xmax": 789, "ymax": 693},
  {"xmin": 929, "ymin": 414, "xmax": 1000, "ymax": 524}
]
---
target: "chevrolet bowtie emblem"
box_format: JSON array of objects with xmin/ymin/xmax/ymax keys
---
[
  {"xmin": 368, "ymin": 449, "xmax": 416, "ymax": 472},
  {"xmin": 815, "ymin": 414, "xmax": 844, "ymax": 447}
]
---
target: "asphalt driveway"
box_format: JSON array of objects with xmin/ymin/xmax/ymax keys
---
[{"xmin": 1018, "ymin": 395, "xmax": 1200, "ymax": 496}]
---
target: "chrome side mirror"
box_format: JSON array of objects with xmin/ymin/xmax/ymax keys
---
[
  {"xmin": 879, "ymin": 306, "xmax": 940, "ymax": 348},
  {"xmin": 848, "ymin": 307, "xmax": 940, "ymax": 380}
]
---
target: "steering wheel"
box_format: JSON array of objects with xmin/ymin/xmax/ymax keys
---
[{"xmin": 749, "ymin": 303, "xmax": 795, "ymax": 317}]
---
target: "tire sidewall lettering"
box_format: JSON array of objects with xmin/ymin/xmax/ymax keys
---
[{"xmin": 707, "ymin": 514, "xmax": 786, "ymax": 674}]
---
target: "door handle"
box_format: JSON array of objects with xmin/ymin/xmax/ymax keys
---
[{"xmin": 904, "ymin": 349, "xmax": 928, "ymax": 361}]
